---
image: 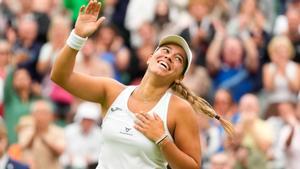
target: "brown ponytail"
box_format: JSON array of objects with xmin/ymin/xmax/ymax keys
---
[{"xmin": 171, "ymin": 81, "xmax": 235, "ymax": 137}]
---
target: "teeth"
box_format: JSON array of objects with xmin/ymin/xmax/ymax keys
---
[{"xmin": 158, "ymin": 61, "xmax": 169, "ymax": 70}]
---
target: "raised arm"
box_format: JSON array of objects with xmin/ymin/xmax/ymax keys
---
[
  {"xmin": 206, "ymin": 20, "xmax": 225, "ymax": 75},
  {"xmin": 240, "ymin": 31, "xmax": 260, "ymax": 73},
  {"xmin": 50, "ymin": 0, "xmax": 124, "ymax": 107}
]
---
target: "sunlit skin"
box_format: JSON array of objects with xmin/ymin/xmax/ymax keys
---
[
  {"xmin": 51, "ymin": 1, "xmax": 201, "ymax": 168},
  {"xmin": 0, "ymin": 135, "xmax": 7, "ymax": 158},
  {"xmin": 146, "ymin": 44, "xmax": 186, "ymax": 84}
]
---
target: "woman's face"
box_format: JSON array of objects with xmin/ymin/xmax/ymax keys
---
[
  {"xmin": 147, "ymin": 44, "xmax": 186, "ymax": 83},
  {"xmin": 270, "ymin": 42, "xmax": 290, "ymax": 64},
  {"xmin": 13, "ymin": 68, "xmax": 31, "ymax": 91}
]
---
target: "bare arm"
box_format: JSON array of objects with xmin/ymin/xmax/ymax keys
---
[
  {"xmin": 286, "ymin": 64, "xmax": 300, "ymax": 92},
  {"xmin": 135, "ymin": 97, "xmax": 201, "ymax": 169},
  {"xmin": 50, "ymin": 1, "xmax": 124, "ymax": 107},
  {"xmin": 262, "ymin": 64, "xmax": 276, "ymax": 91},
  {"xmin": 160, "ymin": 100, "xmax": 201, "ymax": 169},
  {"xmin": 240, "ymin": 31, "xmax": 259, "ymax": 73},
  {"xmin": 206, "ymin": 20, "xmax": 225, "ymax": 75}
]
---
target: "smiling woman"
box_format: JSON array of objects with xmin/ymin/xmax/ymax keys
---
[{"xmin": 50, "ymin": 1, "xmax": 234, "ymax": 169}]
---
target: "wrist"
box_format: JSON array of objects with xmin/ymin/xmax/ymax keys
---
[
  {"xmin": 155, "ymin": 133, "xmax": 169, "ymax": 145},
  {"xmin": 66, "ymin": 29, "xmax": 88, "ymax": 51}
]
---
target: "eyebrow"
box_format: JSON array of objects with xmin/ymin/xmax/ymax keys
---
[{"xmin": 161, "ymin": 45, "xmax": 185, "ymax": 59}]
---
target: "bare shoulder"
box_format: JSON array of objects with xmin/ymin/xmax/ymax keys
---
[
  {"xmin": 168, "ymin": 94, "xmax": 198, "ymax": 125},
  {"xmin": 97, "ymin": 77, "xmax": 126, "ymax": 107}
]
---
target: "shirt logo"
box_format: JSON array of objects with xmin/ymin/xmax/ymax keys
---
[
  {"xmin": 120, "ymin": 127, "xmax": 133, "ymax": 136},
  {"xmin": 111, "ymin": 107, "xmax": 122, "ymax": 112}
]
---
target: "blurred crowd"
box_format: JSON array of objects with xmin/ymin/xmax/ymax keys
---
[{"xmin": 0, "ymin": 0, "xmax": 299, "ymax": 169}]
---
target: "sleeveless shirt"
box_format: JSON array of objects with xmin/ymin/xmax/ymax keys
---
[
  {"xmin": 267, "ymin": 61, "xmax": 298, "ymax": 104},
  {"xmin": 96, "ymin": 86, "xmax": 173, "ymax": 169}
]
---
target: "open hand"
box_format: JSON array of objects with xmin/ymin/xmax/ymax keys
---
[
  {"xmin": 74, "ymin": 0, "xmax": 106, "ymax": 38},
  {"xmin": 134, "ymin": 113, "xmax": 165, "ymax": 142}
]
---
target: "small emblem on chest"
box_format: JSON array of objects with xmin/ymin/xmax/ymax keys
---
[
  {"xmin": 111, "ymin": 107, "xmax": 122, "ymax": 112},
  {"xmin": 120, "ymin": 126, "xmax": 133, "ymax": 136}
]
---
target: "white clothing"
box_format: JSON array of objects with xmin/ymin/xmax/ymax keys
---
[
  {"xmin": 0, "ymin": 154, "xmax": 8, "ymax": 169},
  {"xmin": 278, "ymin": 124, "xmax": 300, "ymax": 169},
  {"xmin": 266, "ymin": 61, "xmax": 299, "ymax": 104},
  {"xmin": 62, "ymin": 123, "xmax": 102, "ymax": 167},
  {"xmin": 96, "ymin": 86, "xmax": 172, "ymax": 169}
]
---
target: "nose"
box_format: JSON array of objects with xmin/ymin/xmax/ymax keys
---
[{"xmin": 164, "ymin": 55, "xmax": 172, "ymax": 63}]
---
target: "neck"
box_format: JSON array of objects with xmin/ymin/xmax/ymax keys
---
[
  {"xmin": 135, "ymin": 72, "xmax": 170, "ymax": 102},
  {"xmin": 18, "ymin": 90, "xmax": 30, "ymax": 102}
]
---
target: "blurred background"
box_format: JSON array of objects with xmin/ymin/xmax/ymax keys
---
[{"xmin": 0, "ymin": 0, "xmax": 299, "ymax": 169}]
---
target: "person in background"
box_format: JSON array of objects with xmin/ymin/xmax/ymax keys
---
[
  {"xmin": 62, "ymin": 101, "xmax": 102, "ymax": 169},
  {"xmin": 4, "ymin": 67, "xmax": 38, "ymax": 144},
  {"xmin": 206, "ymin": 18, "xmax": 260, "ymax": 102},
  {"xmin": 277, "ymin": 101, "xmax": 300, "ymax": 169},
  {"xmin": 21, "ymin": 99, "xmax": 65, "ymax": 169},
  {"xmin": 209, "ymin": 152, "xmax": 233, "ymax": 169},
  {"xmin": 232, "ymin": 94, "xmax": 273, "ymax": 169},
  {"xmin": 0, "ymin": 118, "xmax": 29, "ymax": 169},
  {"xmin": 263, "ymin": 35, "xmax": 300, "ymax": 119}
]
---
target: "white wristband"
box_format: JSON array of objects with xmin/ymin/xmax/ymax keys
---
[{"xmin": 66, "ymin": 29, "xmax": 88, "ymax": 50}]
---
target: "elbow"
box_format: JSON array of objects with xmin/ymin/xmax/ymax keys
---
[
  {"xmin": 50, "ymin": 70, "xmax": 58, "ymax": 83},
  {"xmin": 50, "ymin": 68, "xmax": 62, "ymax": 85}
]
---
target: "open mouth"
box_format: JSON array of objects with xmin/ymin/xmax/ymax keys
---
[{"xmin": 158, "ymin": 60, "xmax": 170, "ymax": 71}]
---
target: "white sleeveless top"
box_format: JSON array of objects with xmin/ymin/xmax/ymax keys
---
[
  {"xmin": 96, "ymin": 86, "xmax": 173, "ymax": 169},
  {"xmin": 267, "ymin": 61, "xmax": 298, "ymax": 104}
]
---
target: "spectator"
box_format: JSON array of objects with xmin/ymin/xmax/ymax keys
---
[
  {"xmin": 75, "ymin": 38, "xmax": 113, "ymax": 78},
  {"xmin": 13, "ymin": 14, "xmax": 43, "ymax": 82},
  {"xmin": 273, "ymin": 2, "xmax": 300, "ymax": 63},
  {"xmin": 37, "ymin": 15, "xmax": 74, "ymax": 125},
  {"xmin": 0, "ymin": 118, "xmax": 29, "ymax": 169},
  {"xmin": 209, "ymin": 152, "xmax": 233, "ymax": 169},
  {"xmin": 197, "ymin": 113, "xmax": 221, "ymax": 168},
  {"xmin": 233, "ymin": 94, "xmax": 273, "ymax": 169},
  {"xmin": 180, "ymin": 0, "xmax": 215, "ymax": 66},
  {"xmin": 4, "ymin": 67, "xmax": 38, "ymax": 144},
  {"xmin": 62, "ymin": 101, "xmax": 102, "ymax": 169},
  {"xmin": 21, "ymin": 99, "xmax": 65, "ymax": 169},
  {"xmin": 263, "ymin": 35, "xmax": 300, "ymax": 118},
  {"xmin": 95, "ymin": 24, "xmax": 130, "ymax": 83},
  {"xmin": 206, "ymin": 19, "xmax": 260, "ymax": 102},
  {"xmin": 211, "ymin": 89, "xmax": 238, "ymax": 152},
  {"xmin": 277, "ymin": 101, "xmax": 300, "ymax": 169}
]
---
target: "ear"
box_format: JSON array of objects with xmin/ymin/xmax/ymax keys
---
[{"xmin": 146, "ymin": 54, "xmax": 153, "ymax": 65}]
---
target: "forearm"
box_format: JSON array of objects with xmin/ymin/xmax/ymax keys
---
[
  {"xmin": 206, "ymin": 34, "xmax": 223, "ymax": 73},
  {"xmin": 42, "ymin": 136, "xmax": 64, "ymax": 155},
  {"xmin": 50, "ymin": 45, "xmax": 78, "ymax": 85},
  {"xmin": 285, "ymin": 126, "xmax": 294, "ymax": 148},
  {"xmin": 241, "ymin": 32, "xmax": 259, "ymax": 72},
  {"xmin": 263, "ymin": 66, "xmax": 276, "ymax": 91},
  {"xmin": 286, "ymin": 78, "xmax": 299, "ymax": 93},
  {"xmin": 159, "ymin": 139, "xmax": 200, "ymax": 169}
]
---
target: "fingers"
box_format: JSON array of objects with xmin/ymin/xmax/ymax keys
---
[
  {"xmin": 135, "ymin": 114, "xmax": 151, "ymax": 124},
  {"xmin": 79, "ymin": 5, "xmax": 86, "ymax": 15},
  {"xmin": 92, "ymin": 1, "xmax": 101, "ymax": 16},
  {"xmin": 96, "ymin": 16, "xmax": 106, "ymax": 27},
  {"xmin": 84, "ymin": 0, "xmax": 101, "ymax": 16}
]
